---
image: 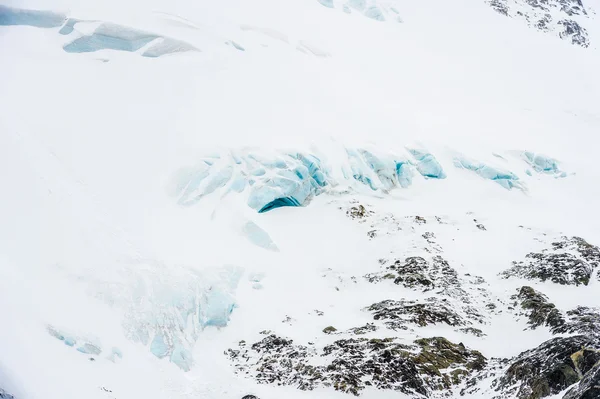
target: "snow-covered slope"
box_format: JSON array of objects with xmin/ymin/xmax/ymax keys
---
[{"xmin": 1, "ymin": 0, "xmax": 600, "ymax": 399}]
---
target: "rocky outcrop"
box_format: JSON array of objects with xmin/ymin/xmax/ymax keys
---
[
  {"xmin": 492, "ymin": 335, "xmax": 600, "ymax": 398},
  {"xmin": 551, "ymin": 306, "xmax": 600, "ymax": 337},
  {"xmin": 502, "ymin": 237, "xmax": 600, "ymax": 286},
  {"xmin": 227, "ymin": 334, "xmax": 485, "ymax": 397},
  {"xmin": 367, "ymin": 298, "xmax": 467, "ymax": 330},
  {"xmin": 511, "ymin": 286, "xmax": 565, "ymax": 329},
  {"xmin": 563, "ymin": 361, "xmax": 600, "ymax": 399},
  {"xmin": 485, "ymin": 0, "xmax": 591, "ymax": 47}
]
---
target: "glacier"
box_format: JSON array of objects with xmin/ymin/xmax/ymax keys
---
[
  {"xmin": 1, "ymin": 6, "xmax": 197, "ymax": 58},
  {"xmin": 0, "ymin": 5, "xmax": 65, "ymax": 28},
  {"xmin": 168, "ymin": 146, "xmax": 563, "ymax": 213},
  {"xmin": 453, "ymin": 156, "xmax": 523, "ymax": 190},
  {"xmin": 408, "ymin": 149, "xmax": 446, "ymax": 179},
  {"xmin": 522, "ymin": 151, "xmax": 567, "ymax": 177}
]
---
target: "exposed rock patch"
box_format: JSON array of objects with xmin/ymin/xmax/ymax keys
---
[
  {"xmin": 502, "ymin": 237, "xmax": 600, "ymax": 286},
  {"xmin": 227, "ymin": 334, "xmax": 485, "ymax": 397}
]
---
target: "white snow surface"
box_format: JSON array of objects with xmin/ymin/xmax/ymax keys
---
[{"xmin": 1, "ymin": 0, "xmax": 600, "ymax": 398}]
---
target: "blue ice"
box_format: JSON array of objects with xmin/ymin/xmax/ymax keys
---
[
  {"xmin": 364, "ymin": 6, "xmax": 385, "ymax": 21},
  {"xmin": 0, "ymin": 6, "xmax": 65, "ymax": 28},
  {"xmin": 64, "ymin": 23, "xmax": 159, "ymax": 53},
  {"xmin": 242, "ymin": 221, "xmax": 279, "ymax": 251},
  {"xmin": 76, "ymin": 342, "xmax": 102, "ymax": 355},
  {"xmin": 408, "ymin": 149, "xmax": 446, "ymax": 179},
  {"xmin": 47, "ymin": 325, "xmax": 77, "ymax": 347},
  {"xmin": 453, "ymin": 157, "xmax": 521, "ymax": 189},
  {"xmin": 150, "ymin": 332, "xmax": 170, "ymax": 358},
  {"xmin": 58, "ymin": 18, "xmax": 81, "ymax": 35},
  {"xmin": 248, "ymin": 174, "xmax": 312, "ymax": 213},
  {"xmin": 202, "ymin": 289, "xmax": 236, "ymax": 328},
  {"xmin": 522, "ymin": 151, "xmax": 564, "ymax": 176}
]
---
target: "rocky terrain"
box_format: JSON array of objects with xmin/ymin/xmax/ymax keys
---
[{"xmin": 227, "ymin": 201, "xmax": 600, "ymax": 399}]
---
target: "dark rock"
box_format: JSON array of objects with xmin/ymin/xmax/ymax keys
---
[
  {"xmin": 502, "ymin": 237, "xmax": 600, "ymax": 286},
  {"xmin": 489, "ymin": 0, "xmax": 509, "ymax": 14},
  {"xmin": 323, "ymin": 326, "xmax": 337, "ymax": 334},
  {"xmin": 241, "ymin": 396, "xmax": 259, "ymax": 399},
  {"xmin": 367, "ymin": 256, "xmax": 463, "ymax": 296},
  {"xmin": 558, "ymin": 19, "xmax": 589, "ymax": 47},
  {"xmin": 367, "ymin": 297, "xmax": 466, "ymax": 330},
  {"xmin": 512, "ymin": 286, "xmax": 565, "ymax": 329},
  {"xmin": 551, "ymin": 306, "xmax": 600, "ymax": 337},
  {"xmin": 228, "ymin": 333, "xmax": 486, "ymax": 397},
  {"xmin": 563, "ymin": 361, "xmax": 600, "ymax": 399},
  {"xmin": 346, "ymin": 205, "xmax": 371, "ymax": 220},
  {"xmin": 492, "ymin": 335, "xmax": 599, "ymax": 398},
  {"xmin": 412, "ymin": 337, "xmax": 487, "ymax": 390},
  {"xmin": 345, "ymin": 323, "xmax": 378, "ymax": 335}
]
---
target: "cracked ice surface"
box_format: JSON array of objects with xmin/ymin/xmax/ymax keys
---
[
  {"xmin": 522, "ymin": 151, "xmax": 567, "ymax": 177},
  {"xmin": 1, "ymin": 6, "xmax": 197, "ymax": 58},
  {"xmin": 453, "ymin": 156, "xmax": 523, "ymax": 190},
  {"xmin": 169, "ymin": 146, "xmax": 553, "ymax": 212},
  {"xmin": 408, "ymin": 148, "xmax": 446, "ymax": 179},
  {"xmin": 0, "ymin": 5, "xmax": 65, "ymax": 28},
  {"xmin": 81, "ymin": 262, "xmax": 244, "ymax": 371}
]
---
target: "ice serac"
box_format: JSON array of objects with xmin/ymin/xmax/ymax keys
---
[
  {"xmin": 0, "ymin": 5, "xmax": 65, "ymax": 28},
  {"xmin": 408, "ymin": 148, "xmax": 446, "ymax": 179},
  {"xmin": 344, "ymin": 148, "xmax": 413, "ymax": 191},
  {"xmin": 247, "ymin": 152, "xmax": 330, "ymax": 213},
  {"xmin": 63, "ymin": 23, "xmax": 159, "ymax": 53},
  {"xmin": 453, "ymin": 156, "xmax": 522, "ymax": 190},
  {"xmin": 0, "ymin": 6, "xmax": 197, "ymax": 58},
  {"xmin": 113, "ymin": 264, "xmax": 244, "ymax": 371},
  {"xmin": 522, "ymin": 151, "xmax": 567, "ymax": 177}
]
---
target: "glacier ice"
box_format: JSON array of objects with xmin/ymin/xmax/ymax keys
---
[
  {"xmin": 364, "ymin": 6, "xmax": 385, "ymax": 21},
  {"xmin": 0, "ymin": 6, "xmax": 65, "ymax": 28},
  {"xmin": 242, "ymin": 221, "xmax": 279, "ymax": 251},
  {"xmin": 453, "ymin": 156, "xmax": 523, "ymax": 190},
  {"xmin": 47, "ymin": 325, "xmax": 107, "ymax": 357},
  {"xmin": 408, "ymin": 149, "xmax": 446, "ymax": 179},
  {"xmin": 102, "ymin": 263, "xmax": 245, "ymax": 371},
  {"xmin": 170, "ymin": 146, "xmax": 535, "ymax": 213},
  {"xmin": 63, "ymin": 23, "xmax": 160, "ymax": 53},
  {"xmin": 522, "ymin": 151, "xmax": 566, "ymax": 177},
  {"xmin": 76, "ymin": 342, "xmax": 102, "ymax": 355},
  {"xmin": 1, "ymin": 6, "xmax": 197, "ymax": 58},
  {"xmin": 344, "ymin": 148, "xmax": 414, "ymax": 191}
]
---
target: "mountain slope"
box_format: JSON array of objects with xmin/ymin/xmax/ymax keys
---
[{"xmin": 1, "ymin": 1, "xmax": 600, "ymax": 399}]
